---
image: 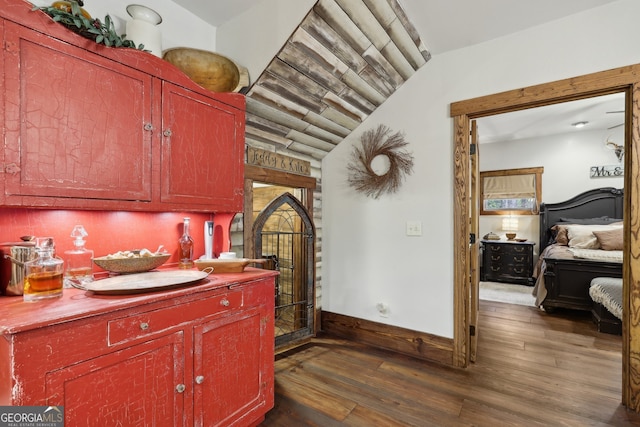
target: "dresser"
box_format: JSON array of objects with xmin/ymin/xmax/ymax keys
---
[{"xmin": 481, "ymin": 240, "xmax": 535, "ymax": 285}]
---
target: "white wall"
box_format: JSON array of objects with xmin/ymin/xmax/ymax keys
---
[
  {"xmin": 479, "ymin": 127, "xmax": 625, "ymax": 251},
  {"xmin": 215, "ymin": 0, "xmax": 315, "ymax": 85},
  {"xmin": 322, "ymin": 0, "xmax": 640, "ymax": 339},
  {"xmin": 31, "ymin": 0, "xmax": 217, "ymax": 53}
]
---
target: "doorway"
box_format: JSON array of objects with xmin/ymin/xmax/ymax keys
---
[
  {"xmin": 253, "ymin": 190, "xmax": 315, "ymax": 347},
  {"xmin": 244, "ymin": 165, "xmax": 318, "ymax": 349},
  {"xmin": 450, "ymin": 64, "xmax": 640, "ymax": 409}
]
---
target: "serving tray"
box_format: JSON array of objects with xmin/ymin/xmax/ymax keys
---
[{"xmin": 77, "ymin": 270, "xmax": 210, "ymax": 295}]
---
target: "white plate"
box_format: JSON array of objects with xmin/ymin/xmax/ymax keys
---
[{"xmin": 79, "ymin": 270, "xmax": 210, "ymax": 295}]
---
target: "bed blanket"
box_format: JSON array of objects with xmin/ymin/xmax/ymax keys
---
[
  {"xmin": 589, "ymin": 277, "xmax": 623, "ymax": 320},
  {"xmin": 532, "ymin": 244, "xmax": 574, "ymax": 307},
  {"xmin": 569, "ymin": 248, "xmax": 623, "ymax": 263}
]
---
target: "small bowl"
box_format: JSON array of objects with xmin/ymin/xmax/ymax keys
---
[
  {"xmin": 219, "ymin": 252, "xmax": 237, "ymax": 259},
  {"xmin": 93, "ymin": 253, "xmax": 171, "ymax": 274}
]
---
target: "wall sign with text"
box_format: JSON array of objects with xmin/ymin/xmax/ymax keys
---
[
  {"xmin": 590, "ymin": 165, "xmax": 624, "ymax": 178},
  {"xmin": 246, "ymin": 147, "xmax": 311, "ymax": 176}
]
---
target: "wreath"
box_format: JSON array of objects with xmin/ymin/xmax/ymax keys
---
[{"xmin": 347, "ymin": 125, "xmax": 414, "ymax": 199}]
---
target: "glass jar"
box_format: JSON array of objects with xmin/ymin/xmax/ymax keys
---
[
  {"xmin": 23, "ymin": 237, "xmax": 64, "ymax": 302},
  {"xmin": 63, "ymin": 225, "xmax": 94, "ymax": 288},
  {"xmin": 178, "ymin": 217, "xmax": 194, "ymax": 269}
]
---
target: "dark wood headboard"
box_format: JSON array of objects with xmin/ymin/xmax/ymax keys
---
[{"xmin": 539, "ymin": 187, "xmax": 624, "ymax": 252}]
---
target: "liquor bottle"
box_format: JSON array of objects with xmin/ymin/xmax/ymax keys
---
[
  {"xmin": 64, "ymin": 225, "xmax": 94, "ymax": 288},
  {"xmin": 179, "ymin": 217, "xmax": 194, "ymax": 269},
  {"xmin": 23, "ymin": 237, "xmax": 64, "ymax": 301}
]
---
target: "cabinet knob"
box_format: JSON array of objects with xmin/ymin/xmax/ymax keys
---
[
  {"xmin": 163, "ymin": 129, "xmax": 172, "ymax": 137},
  {"xmin": 176, "ymin": 384, "xmax": 186, "ymax": 393},
  {"xmin": 195, "ymin": 375, "xmax": 205, "ymax": 384},
  {"xmin": 144, "ymin": 123, "xmax": 153, "ymax": 131},
  {"xmin": 3, "ymin": 163, "xmax": 21, "ymax": 175},
  {"xmin": 220, "ymin": 298, "xmax": 230, "ymax": 307},
  {"xmin": 140, "ymin": 322, "xmax": 150, "ymax": 330}
]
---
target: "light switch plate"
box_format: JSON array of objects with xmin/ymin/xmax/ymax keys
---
[{"xmin": 406, "ymin": 221, "xmax": 422, "ymax": 236}]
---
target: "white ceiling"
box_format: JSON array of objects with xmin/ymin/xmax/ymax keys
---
[
  {"xmin": 399, "ymin": 0, "xmax": 620, "ymax": 55},
  {"xmin": 170, "ymin": 0, "xmax": 625, "ymax": 143},
  {"xmin": 171, "ymin": 0, "xmax": 619, "ymax": 54},
  {"xmin": 169, "ymin": 0, "xmax": 260, "ymax": 27},
  {"xmin": 478, "ymin": 92, "xmax": 626, "ymax": 144}
]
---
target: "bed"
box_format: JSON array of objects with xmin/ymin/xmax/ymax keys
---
[{"xmin": 533, "ymin": 187, "xmax": 623, "ymax": 312}]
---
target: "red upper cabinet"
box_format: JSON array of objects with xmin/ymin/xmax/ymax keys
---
[
  {"xmin": 0, "ymin": 6, "xmax": 245, "ymax": 213},
  {"xmin": 161, "ymin": 82, "xmax": 244, "ymax": 212},
  {"xmin": 3, "ymin": 21, "xmax": 154, "ymax": 208}
]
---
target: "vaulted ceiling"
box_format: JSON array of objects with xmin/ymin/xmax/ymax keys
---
[
  {"xmin": 170, "ymin": 0, "xmax": 623, "ymax": 167},
  {"xmin": 243, "ymin": 0, "xmax": 430, "ymax": 163}
]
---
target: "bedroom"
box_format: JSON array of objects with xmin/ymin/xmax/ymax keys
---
[
  {"xmin": 478, "ymin": 92, "xmax": 625, "ymax": 248},
  {"xmin": 478, "ymin": 93, "xmax": 624, "ymax": 324},
  {"xmin": 477, "ymin": 92, "xmax": 625, "ymax": 321}
]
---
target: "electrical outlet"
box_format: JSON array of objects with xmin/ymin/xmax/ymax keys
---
[
  {"xmin": 406, "ymin": 221, "xmax": 422, "ymax": 236},
  {"xmin": 376, "ymin": 302, "xmax": 390, "ymax": 317}
]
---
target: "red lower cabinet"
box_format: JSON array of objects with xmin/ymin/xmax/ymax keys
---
[
  {"xmin": 0, "ymin": 270, "xmax": 276, "ymax": 427},
  {"xmin": 195, "ymin": 309, "xmax": 267, "ymax": 426},
  {"xmin": 47, "ymin": 333, "xmax": 185, "ymax": 426}
]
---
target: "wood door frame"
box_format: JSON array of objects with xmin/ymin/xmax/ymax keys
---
[
  {"xmin": 244, "ymin": 165, "xmax": 316, "ymax": 256},
  {"xmin": 244, "ymin": 164, "xmax": 318, "ymax": 333},
  {"xmin": 450, "ymin": 64, "xmax": 640, "ymax": 410},
  {"xmin": 469, "ymin": 120, "xmax": 479, "ymax": 362}
]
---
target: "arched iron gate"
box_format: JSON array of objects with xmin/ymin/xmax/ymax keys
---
[{"xmin": 253, "ymin": 192, "xmax": 315, "ymax": 347}]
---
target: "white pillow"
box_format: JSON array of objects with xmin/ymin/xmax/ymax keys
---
[{"xmin": 566, "ymin": 224, "xmax": 623, "ymax": 249}]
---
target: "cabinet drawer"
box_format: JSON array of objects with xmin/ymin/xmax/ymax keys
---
[
  {"xmin": 486, "ymin": 244, "xmax": 505, "ymax": 253},
  {"xmin": 504, "ymin": 245, "xmax": 530, "ymax": 256},
  {"xmin": 487, "ymin": 244, "xmax": 530, "ymax": 254},
  {"xmin": 487, "ymin": 253, "xmax": 531, "ymax": 264},
  {"xmin": 487, "ymin": 263, "xmax": 530, "ymax": 276},
  {"xmin": 108, "ymin": 291, "xmax": 243, "ymax": 346}
]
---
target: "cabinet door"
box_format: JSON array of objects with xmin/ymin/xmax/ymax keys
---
[
  {"xmin": 193, "ymin": 308, "xmax": 268, "ymax": 427},
  {"xmin": 46, "ymin": 332, "xmax": 186, "ymax": 427},
  {"xmin": 161, "ymin": 82, "xmax": 244, "ymax": 212},
  {"xmin": 3, "ymin": 22, "xmax": 153, "ymax": 208}
]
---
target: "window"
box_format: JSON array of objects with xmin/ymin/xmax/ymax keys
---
[{"xmin": 480, "ymin": 167, "xmax": 543, "ymax": 215}]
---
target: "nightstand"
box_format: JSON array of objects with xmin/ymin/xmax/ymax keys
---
[{"xmin": 481, "ymin": 240, "xmax": 535, "ymax": 285}]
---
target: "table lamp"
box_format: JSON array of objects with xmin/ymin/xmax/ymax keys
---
[{"xmin": 502, "ymin": 215, "xmax": 519, "ymax": 240}]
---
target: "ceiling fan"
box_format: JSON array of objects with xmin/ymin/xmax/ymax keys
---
[{"xmin": 607, "ymin": 110, "xmax": 624, "ymax": 130}]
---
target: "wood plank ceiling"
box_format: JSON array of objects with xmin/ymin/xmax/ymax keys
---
[{"xmin": 244, "ymin": 0, "xmax": 431, "ymax": 167}]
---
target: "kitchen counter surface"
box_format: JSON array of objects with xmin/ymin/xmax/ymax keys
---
[{"xmin": 0, "ymin": 267, "xmax": 278, "ymax": 335}]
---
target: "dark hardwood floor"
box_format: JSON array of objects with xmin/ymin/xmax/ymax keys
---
[{"xmin": 260, "ymin": 300, "xmax": 640, "ymax": 426}]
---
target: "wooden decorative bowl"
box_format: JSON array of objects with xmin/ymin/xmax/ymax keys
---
[
  {"xmin": 93, "ymin": 253, "xmax": 171, "ymax": 274},
  {"xmin": 194, "ymin": 258, "xmax": 267, "ymax": 273},
  {"xmin": 163, "ymin": 47, "xmax": 241, "ymax": 93}
]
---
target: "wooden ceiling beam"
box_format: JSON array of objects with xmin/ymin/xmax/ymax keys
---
[{"xmin": 245, "ymin": 0, "xmax": 431, "ymax": 160}]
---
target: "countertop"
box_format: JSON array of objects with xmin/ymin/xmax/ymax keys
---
[{"xmin": 0, "ymin": 267, "xmax": 278, "ymax": 335}]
